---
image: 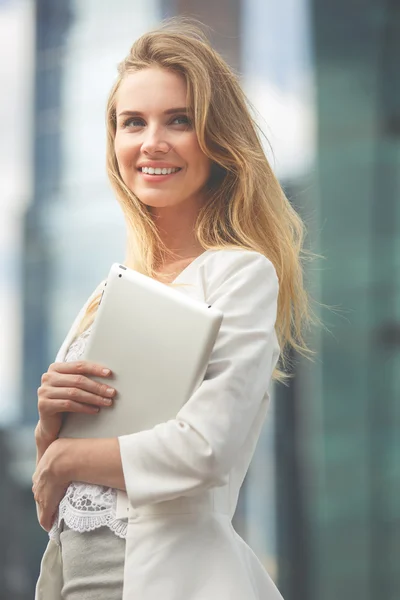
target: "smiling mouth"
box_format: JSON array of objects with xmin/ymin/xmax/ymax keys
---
[{"xmin": 138, "ymin": 167, "xmax": 182, "ymax": 176}]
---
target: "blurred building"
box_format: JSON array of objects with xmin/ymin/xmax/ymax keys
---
[
  {"xmin": 0, "ymin": 0, "xmax": 399, "ymax": 599},
  {"xmin": 305, "ymin": 1, "xmax": 400, "ymax": 599},
  {"xmin": 0, "ymin": 1, "xmax": 35, "ymax": 597}
]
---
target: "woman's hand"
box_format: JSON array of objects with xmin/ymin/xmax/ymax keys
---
[
  {"xmin": 32, "ymin": 437, "xmax": 126, "ymax": 530},
  {"xmin": 32, "ymin": 438, "xmax": 71, "ymax": 531},
  {"xmin": 36, "ymin": 360, "xmax": 117, "ymax": 447}
]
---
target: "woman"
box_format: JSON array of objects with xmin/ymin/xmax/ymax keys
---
[{"xmin": 33, "ymin": 19, "xmax": 314, "ymax": 600}]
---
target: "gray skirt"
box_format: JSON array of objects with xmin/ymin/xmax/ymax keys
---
[{"xmin": 60, "ymin": 524, "xmax": 125, "ymax": 600}]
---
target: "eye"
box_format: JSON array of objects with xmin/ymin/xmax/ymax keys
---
[
  {"xmin": 171, "ymin": 115, "xmax": 192, "ymax": 127},
  {"xmin": 120, "ymin": 115, "xmax": 192, "ymax": 129},
  {"xmin": 122, "ymin": 117, "xmax": 144, "ymax": 128}
]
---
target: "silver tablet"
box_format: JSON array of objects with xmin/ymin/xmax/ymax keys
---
[{"xmin": 59, "ymin": 262, "xmax": 223, "ymax": 439}]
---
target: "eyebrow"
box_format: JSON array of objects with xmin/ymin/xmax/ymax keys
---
[{"xmin": 117, "ymin": 107, "xmax": 189, "ymax": 118}]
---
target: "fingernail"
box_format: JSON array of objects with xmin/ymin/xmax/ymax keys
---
[
  {"xmin": 102, "ymin": 398, "xmax": 112, "ymax": 405},
  {"xmin": 106, "ymin": 388, "xmax": 115, "ymax": 396},
  {"xmin": 102, "ymin": 368, "xmax": 111, "ymax": 375}
]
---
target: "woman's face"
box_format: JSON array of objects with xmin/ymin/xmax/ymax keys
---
[{"xmin": 114, "ymin": 67, "xmax": 211, "ymax": 211}]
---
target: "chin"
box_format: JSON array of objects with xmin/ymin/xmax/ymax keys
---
[{"xmin": 133, "ymin": 191, "xmax": 180, "ymax": 209}]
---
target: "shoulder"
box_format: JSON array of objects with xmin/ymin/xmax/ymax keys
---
[
  {"xmin": 202, "ymin": 248, "xmax": 279, "ymax": 292},
  {"xmin": 200, "ymin": 249, "xmax": 280, "ymax": 350}
]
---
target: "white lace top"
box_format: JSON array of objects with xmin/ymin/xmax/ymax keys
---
[{"xmin": 48, "ymin": 324, "xmax": 127, "ymax": 544}]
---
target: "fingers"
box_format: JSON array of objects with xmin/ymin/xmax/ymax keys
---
[
  {"xmin": 45, "ymin": 364, "xmax": 116, "ymax": 400},
  {"xmin": 38, "ymin": 396, "xmax": 101, "ymax": 416},
  {"xmin": 42, "ymin": 374, "xmax": 115, "ymax": 400},
  {"xmin": 48, "ymin": 361, "xmax": 112, "ymax": 377},
  {"xmin": 44, "ymin": 386, "xmax": 112, "ymax": 407},
  {"xmin": 35, "ymin": 497, "xmax": 55, "ymax": 532},
  {"xmin": 38, "ymin": 361, "xmax": 117, "ymax": 421}
]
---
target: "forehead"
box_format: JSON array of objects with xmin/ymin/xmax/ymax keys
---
[{"xmin": 116, "ymin": 67, "xmax": 187, "ymax": 113}]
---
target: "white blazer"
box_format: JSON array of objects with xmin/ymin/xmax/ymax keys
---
[{"xmin": 35, "ymin": 249, "xmax": 284, "ymax": 600}]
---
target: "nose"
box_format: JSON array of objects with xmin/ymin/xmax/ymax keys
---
[{"xmin": 141, "ymin": 125, "xmax": 169, "ymax": 155}]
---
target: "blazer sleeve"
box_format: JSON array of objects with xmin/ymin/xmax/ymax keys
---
[{"xmin": 118, "ymin": 251, "xmax": 280, "ymax": 508}]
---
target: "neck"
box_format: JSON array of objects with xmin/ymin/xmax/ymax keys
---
[{"xmin": 151, "ymin": 197, "xmax": 205, "ymax": 261}]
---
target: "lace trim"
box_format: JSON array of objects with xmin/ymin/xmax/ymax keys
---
[
  {"xmin": 66, "ymin": 323, "xmax": 94, "ymax": 360},
  {"xmin": 49, "ymin": 483, "xmax": 127, "ymax": 544}
]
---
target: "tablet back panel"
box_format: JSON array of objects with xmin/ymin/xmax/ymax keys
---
[{"xmin": 60, "ymin": 263, "xmax": 223, "ymax": 439}]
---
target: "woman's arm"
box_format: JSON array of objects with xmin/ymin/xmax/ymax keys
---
[
  {"xmin": 118, "ymin": 251, "xmax": 280, "ymax": 509},
  {"xmin": 32, "ymin": 436, "xmax": 125, "ymax": 531},
  {"xmin": 35, "ymin": 423, "xmax": 56, "ymax": 465},
  {"xmin": 53, "ymin": 436, "xmax": 126, "ymax": 490}
]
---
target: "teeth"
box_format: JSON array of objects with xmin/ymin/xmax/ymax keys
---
[{"xmin": 141, "ymin": 166, "xmax": 180, "ymax": 175}]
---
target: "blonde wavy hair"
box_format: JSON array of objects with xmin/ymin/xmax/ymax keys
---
[{"xmin": 75, "ymin": 18, "xmax": 317, "ymax": 381}]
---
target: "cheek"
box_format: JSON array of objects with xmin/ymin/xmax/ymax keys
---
[{"xmin": 114, "ymin": 135, "xmax": 138, "ymax": 173}]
